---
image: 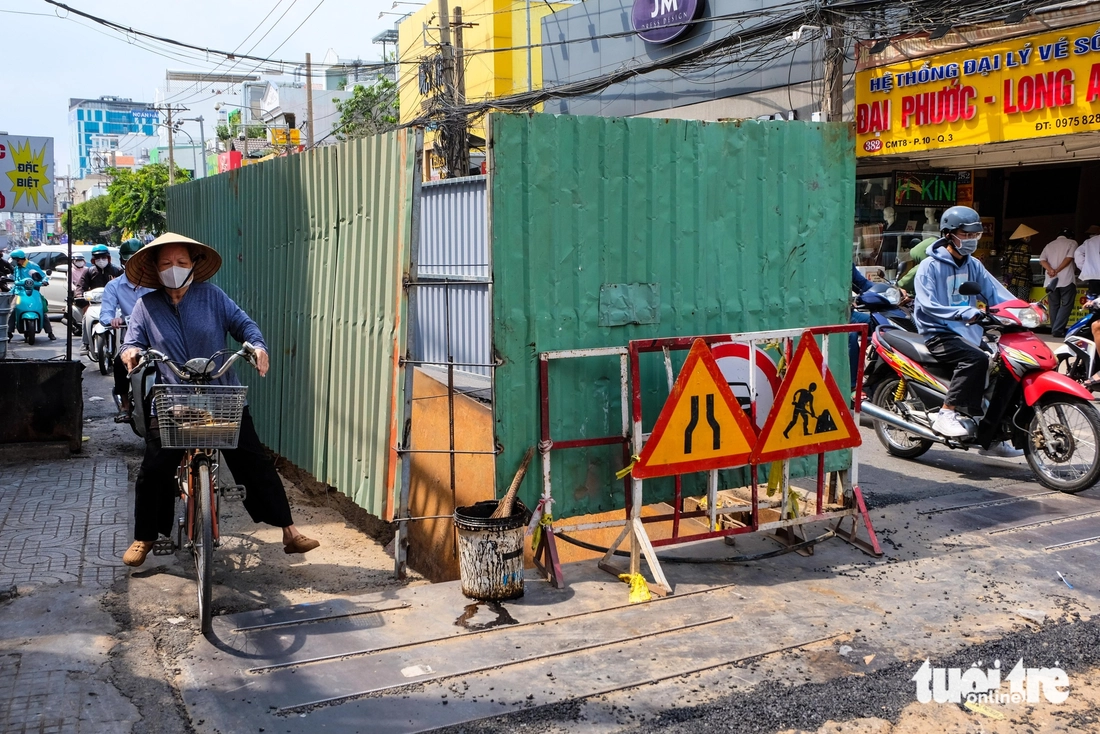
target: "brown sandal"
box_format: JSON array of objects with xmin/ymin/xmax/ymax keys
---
[
  {"xmin": 283, "ymin": 536, "xmax": 320, "ymax": 554},
  {"xmin": 123, "ymin": 540, "xmax": 155, "ymax": 567}
]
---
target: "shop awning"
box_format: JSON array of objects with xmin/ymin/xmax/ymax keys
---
[{"xmin": 858, "ymin": 131, "xmax": 1100, "ymax": 174}]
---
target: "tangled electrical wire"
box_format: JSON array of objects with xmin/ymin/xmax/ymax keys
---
[{"xmin": 403, "ymin": 0, "xmax": 1073, "ymax": 129}]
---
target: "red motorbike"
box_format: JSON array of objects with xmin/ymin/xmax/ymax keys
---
[{"xmin": 862, "ymin": 281, "xmax": 1100, "ymax": 493}]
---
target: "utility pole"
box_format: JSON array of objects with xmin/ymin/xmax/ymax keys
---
[
  {"xmin": 166, "ymin": 105, "xmax": 176, "ymax": 185},
  {"xmin": 454, "ymin": 8, "xmax": 466, "ymax": 104},
  {"xmin": 822, "ymin": 10, "xmax": 845, "ymax": 122},
  {"xmin": 525, "ymin": 0, "xmax": 532, "ymax": 92},
  {"xmin": 196, "ymin": 116, "xmax": 207, "ymax": 178},
  {"xmin": 305, "ymin": 53, "xmax": 315, "ymax": 148},
  {"xmin": 453, "ymin": 7, "xmax": 469, "ymax": 176}
]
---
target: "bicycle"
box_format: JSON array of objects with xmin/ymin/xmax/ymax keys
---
[{"xmin": 133, "ymin": 342, "xmax": 258, "ymax": 634}]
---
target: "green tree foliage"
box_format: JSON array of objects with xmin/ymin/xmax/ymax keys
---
[
  {"xmin": 105, "ymin": 163, "xmax": 191, "ymax": 236},
  {"xmin": 216, "ymin": 109, "xmax": 267, "ymax": 143},
  {"xmin": 333, "ymin": 77, "xmax": 399, "ymax": 141},
  {"xmin": 63, "ymin": 195, "xmax": 115, "ymax": 243}
]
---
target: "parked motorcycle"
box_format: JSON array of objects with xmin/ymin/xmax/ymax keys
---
[
  {"xmin": 859, "ymin": 283, "xmax": 916, "ymax": 397},
  {"xmin": 11, "ymin": 272, "xmax": 47, "ymax": 344},
  {"xmin": 1053, "ymin": 295, "xmax": 1100, "ymax": 386},
  {"xmin": 863, "ymin": 282, "xmax": 1100, "ymax": 493}
]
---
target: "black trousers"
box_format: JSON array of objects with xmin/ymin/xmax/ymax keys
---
[
  {"xmin": 926, "ymin": 333, "xmax": 988, "ymax": 416},
  {"xmin": 133, "ymin": 407, "xmax": 293, "ymax": 541},
  {"xmin": 112, "ymin": 354, "xmax": 128, "ymax": 404}
]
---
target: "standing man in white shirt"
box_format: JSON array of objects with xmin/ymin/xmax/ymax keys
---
[
  {"xmin": 1075, "ymin": 224, "xmax": 1100, "ymax": 295},
  {"xmin": 1040, "ymin": 228, "xmax": 1079, "ymax": 338}
]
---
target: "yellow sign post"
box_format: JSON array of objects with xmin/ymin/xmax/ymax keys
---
[{"xmin": 856, "ymin": 21, "xmax": 1100, "ymax": 157}]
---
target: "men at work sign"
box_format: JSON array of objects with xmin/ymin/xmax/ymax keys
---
[
  {"xmin": 855, "ymin": 20, "xmax": 1100, "ymax": 156},
  {"xmin": 0, "ymin": 135, "xmax": 53, "ymax": 214}
]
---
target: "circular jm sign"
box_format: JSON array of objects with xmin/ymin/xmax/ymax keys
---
[{"xmin": 631, "ymin": 0, "xmax": 701, "ymax": 44}]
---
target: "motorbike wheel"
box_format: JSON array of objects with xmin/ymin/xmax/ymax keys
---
[
  {"xmin": 24, "ymin": 323, "xmax": 35, "ymax": 346},
  {"xmin": 1024, "ymin": 397, "xmax": 1100, "ymax": 493},
  {"xmin": 872, "ymin": 378, "xmax": 933, "ymax": 459},
  {"xmin": 97, "ymin": 343, "xmax": 110, "ymax": 375}
]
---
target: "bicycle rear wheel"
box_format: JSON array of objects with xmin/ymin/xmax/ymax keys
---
[{"xmin": 193, "ymin": 457, "xmax": 214, "ymax": 634}]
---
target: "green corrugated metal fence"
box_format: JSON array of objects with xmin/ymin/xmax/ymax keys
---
[
  {"xmin": 489, "ymin": 114, "xmax": 856, "ymax": 518},
  {"xmin": 167, "ymin": 132, "xmax": 417, "ymax": 518}
]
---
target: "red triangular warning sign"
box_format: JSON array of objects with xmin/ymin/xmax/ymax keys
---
[
  {"xmin": 751, "ymin": 332, "xmax": 861, "ymax": 463},
  {"xmin": 633, "ymin": 339, "xmax": 758, "ymax": 479}
]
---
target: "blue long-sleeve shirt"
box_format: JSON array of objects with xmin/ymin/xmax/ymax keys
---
[
  {"xmin": 914, "ymin": 239, "xmax": 1014, "ymax": 347},
  {"xmin": 99, "ymin": 276, "xmax": 154, "ymax": 327},
  {"xmin": 123, "ymin": 282, "xmax": 268, "ymax": 387},
  {"xmin": 852, "ymin": 265, "xmax": 874, "ymax": 295}
]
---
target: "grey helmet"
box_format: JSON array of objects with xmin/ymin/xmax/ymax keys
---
[{"xmin": 939, "ymin": 205, "xmax": 983, "ymax": 235}]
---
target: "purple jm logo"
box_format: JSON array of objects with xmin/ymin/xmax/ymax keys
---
[{"xmin": 631, "ymin": 0, "xmax": 700, "ymax": 44}]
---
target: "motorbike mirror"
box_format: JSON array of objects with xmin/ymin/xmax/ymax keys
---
[{"xmin": 959, "ymin": 281, "xmax": 982, "ymax": 296}]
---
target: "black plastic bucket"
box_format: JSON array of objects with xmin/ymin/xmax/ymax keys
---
[{"xmin": 454, "ymin": 499, "xmax": 531, "ymax": 601}]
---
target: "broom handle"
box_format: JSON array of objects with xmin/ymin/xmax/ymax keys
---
[{"xmin": 498, "ymin": 446, "xmax": 535, "ymax": 513}]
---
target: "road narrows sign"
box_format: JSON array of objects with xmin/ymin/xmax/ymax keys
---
[
  {"xmin": 751, "ymin": 332, "xmax": 861, "ymax": 463},
  {"xmin": 632, "ymin": 339, "xmax": 758, "ymax": 479}
]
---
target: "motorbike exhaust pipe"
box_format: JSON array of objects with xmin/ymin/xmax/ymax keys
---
[{"xmin": 860, "ymin": 401, "xmax": 946, "ymax": 444}]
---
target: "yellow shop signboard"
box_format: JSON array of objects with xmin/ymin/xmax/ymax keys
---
[{"xmin": 856, "ymin": 21, "xmax": 1100, "ymax": 157}]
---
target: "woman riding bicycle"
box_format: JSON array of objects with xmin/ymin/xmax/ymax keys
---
[{"xmin": 119, "ymin": 232, "xmax": 319, "ymax": 567}]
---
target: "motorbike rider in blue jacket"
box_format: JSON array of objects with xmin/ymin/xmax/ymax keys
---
[
  {"xmin": 6, "ymin": 250, "xmax": 55, "ymax": 341},
  {"xmin": 913, "ymin": 206, "xmax": 1014, "ymax": 440}
]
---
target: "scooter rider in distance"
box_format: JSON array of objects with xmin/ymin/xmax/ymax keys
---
[
  {"xmin": 914, "ymin": 206, "xmax": 1018, "ymax": 445},
  {"xmin": 6, "ymin": 249, "xmax": 56, "ymax": 341},
  {"xmin": 101, "ymin": 239, "xmax": 154, "ymax": 422},
  {"xmin": 80, "ymin": 244, "xmax": 123, "ymax": 293}
]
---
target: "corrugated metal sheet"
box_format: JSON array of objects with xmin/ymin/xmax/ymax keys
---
[
  {"xmin": 166, "ymin": 131, "xmax": 416, "ymax": 519},
  {"xmin": 415, "ymin": 176, "xmax": 490, "ymax": 377},
  {"xmin": 419, "ymin": 176, "xmax": 488, "ymax": 278},
  {"xmin": 489, "ymin": 114, "xmax": 856, "ymax": 518}
]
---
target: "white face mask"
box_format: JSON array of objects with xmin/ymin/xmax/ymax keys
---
[
  {"xmin": 158, "ymin": 265, "xmax": 193, "ymax": 290},
  {"xmin": 94, "ymin": 257, "xmax": 109, "ymax": 268}
]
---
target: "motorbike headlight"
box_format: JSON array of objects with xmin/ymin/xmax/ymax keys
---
[
  {"xmin": 883, "ymin": 287, "xmax": 901, "ymax": 305},
  {"xmin": 87, "ymin": 292, "xmax": 102, "ymax": 304},
  {"xmin": 1006, "ymin": 307, "xmax": 1041, "ymax": 329}
]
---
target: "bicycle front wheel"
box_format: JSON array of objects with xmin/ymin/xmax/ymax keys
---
[{"xmin": 193, "ymin": 457, "xmax": 214, "ymax": 634}]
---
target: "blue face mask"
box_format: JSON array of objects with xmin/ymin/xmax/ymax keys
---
[{"xmin": 954, "ymin": 234, "xmax": 980, "ymax": 256}]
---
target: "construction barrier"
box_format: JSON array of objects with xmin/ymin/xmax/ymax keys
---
[{"xmin": 531, "ymin": 324, "xmax": 881, "ymax": 596}]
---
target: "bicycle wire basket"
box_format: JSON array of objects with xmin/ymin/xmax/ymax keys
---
[{"xmin": 152, "ymin": 384, "xmax": 248, "ymax": 450}]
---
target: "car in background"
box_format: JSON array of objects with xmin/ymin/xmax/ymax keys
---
[{"xmin": 11, "ymin": 245, "xmax": 120, "ymax": 315}]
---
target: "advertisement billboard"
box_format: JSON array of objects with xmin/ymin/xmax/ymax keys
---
[
  {"xmin": 0, "ymin": 134, "xmax": 54, "ymax": 213},
  {"xmin": 856, "ymin": 21, "xmax": 1100, "ymax": 157}
]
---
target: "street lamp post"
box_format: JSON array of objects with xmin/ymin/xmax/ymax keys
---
[{"xmin": 176, "ymin": 116, "xmax": 207, "ymax": 178}]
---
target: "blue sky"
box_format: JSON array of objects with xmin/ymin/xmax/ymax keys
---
[{"xmin": 1, "ymin": 0, "xmax": 398, "ymax": 173}]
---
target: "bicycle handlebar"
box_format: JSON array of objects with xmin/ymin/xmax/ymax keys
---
[{"xmin": 131, "ymin": 342, "xmax": 259, "ymax": 382}]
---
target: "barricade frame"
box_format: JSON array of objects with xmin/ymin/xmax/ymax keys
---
[{"xmin": 534, "ymin": 323, "xmax": 882, "ymax": 596}]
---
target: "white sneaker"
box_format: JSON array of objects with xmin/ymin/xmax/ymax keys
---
[
  {"xmin": 931, "ymin": 409, "xmax": 969, "ymax": 437},
  {"xmin": 979, "ymin": 441, "xmax": 1025, "ymax": 458}
]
